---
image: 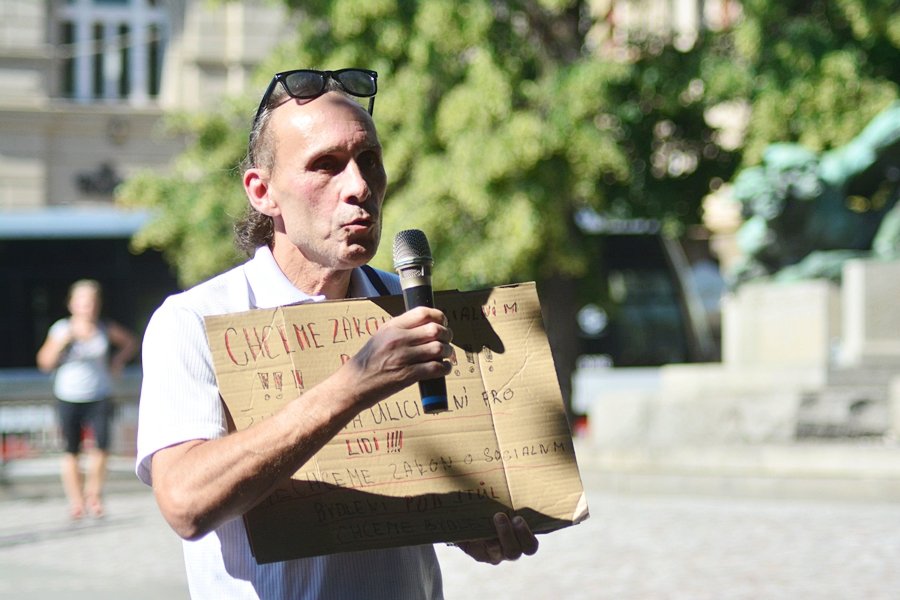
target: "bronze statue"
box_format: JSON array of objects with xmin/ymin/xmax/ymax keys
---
[{"xmin": 729, "ymin": 101, "xmax": 900, "ymax": 286}]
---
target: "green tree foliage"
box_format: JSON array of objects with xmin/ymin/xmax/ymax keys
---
[
  {"xmin": 723, "ymin": 0, "xmax": 899, "ymax": 164},
  {"xmin": 118, "ymin": 0, "xmax": 739, "ymax": 290},
  {"xmin": 118, "ymin": 107, "xmax": 249, "ymax": 287}
]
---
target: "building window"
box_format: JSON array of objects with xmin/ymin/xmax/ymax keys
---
[{"xmin": 56, "ymin": 0, "xmax": 167, "ymax": 104}]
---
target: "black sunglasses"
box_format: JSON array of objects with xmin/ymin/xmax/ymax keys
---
[{"xmin": 252, "ymin": 68, "xmax": 378, "ymax": 127}]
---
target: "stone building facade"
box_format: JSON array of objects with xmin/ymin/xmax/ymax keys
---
[{"xmin": 0, "ymin": 0, "xmax": 290, "ymax": 211}]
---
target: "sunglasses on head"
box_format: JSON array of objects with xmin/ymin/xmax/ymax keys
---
[{"xmin": 252, "ymin": 68, "xmax": 378, "ymax": 127}]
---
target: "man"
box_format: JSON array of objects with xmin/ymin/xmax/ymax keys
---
[{"xmin": 136, "ymin": 69, "xmax": 538, "ymax": 599}]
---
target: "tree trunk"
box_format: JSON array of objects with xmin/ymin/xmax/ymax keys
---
[{"xmin": 536, "ymin": 275, "xmax": 581, "ymax": 429}]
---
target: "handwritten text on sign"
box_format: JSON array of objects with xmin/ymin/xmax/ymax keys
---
[{"xmin": 204, "ymin": 283, "xmax": 588, "ymax": 562}]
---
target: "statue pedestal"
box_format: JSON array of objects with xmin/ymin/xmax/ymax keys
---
[
  {"xmin": 839, "ymin": 259, "xmax": 900, "ymax": 367},
  {"xmin": 574, "ymin": 258, "xmax": 900, "ymax": 488},
  {"xmin": 722, "ymin": 279, "xmax": 841, "ymax": 368}
]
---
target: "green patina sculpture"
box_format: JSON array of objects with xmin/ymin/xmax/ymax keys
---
[{"xmin": 729, "ymin": 101, "xmax": 900, "ymax": 287}]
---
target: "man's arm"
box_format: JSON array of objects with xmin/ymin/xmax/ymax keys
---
[{"xmin": 150, "ymin": 306, "xmax": 452, "ymax": 540}]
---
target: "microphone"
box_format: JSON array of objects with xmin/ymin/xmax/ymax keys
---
[{"xmin": 392, "ymin": 229, "xmax": 449, "ymax": 414}]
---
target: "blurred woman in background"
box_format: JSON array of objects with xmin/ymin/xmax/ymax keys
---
[{"xmin": 37, "ymin": 279, "xmax": 137, "ymax": 520}]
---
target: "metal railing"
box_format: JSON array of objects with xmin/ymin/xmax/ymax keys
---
[{"xmin": 0, "ymin": 366, "xmax": 142, "ymax": 463}]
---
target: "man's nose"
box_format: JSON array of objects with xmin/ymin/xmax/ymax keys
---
[{"xmin": 342, "ymin": 159, "xmax": 369, "ymax": 204}]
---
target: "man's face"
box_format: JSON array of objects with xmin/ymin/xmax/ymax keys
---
[{"xmin": 262, "ymin": 92, "xmax": 387, "ymax": 271}]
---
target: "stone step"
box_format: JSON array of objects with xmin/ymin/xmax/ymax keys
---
[{"xmin": 826, "ymin": 366, "xmax": 900, "ymax": 387}]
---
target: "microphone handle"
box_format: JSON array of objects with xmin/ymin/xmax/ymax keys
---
[
  {"xmin": 401, "ymin": 284, "xmax": 436, "ymax": 310},
  {"xmin": 401, "ymin": 283, "xmax": 449, "ymax": 413}
]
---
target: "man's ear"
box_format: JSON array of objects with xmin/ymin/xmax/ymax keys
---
[{"xmin": 243, "ymin": 168, "xmax": 280, "ymax": 217}]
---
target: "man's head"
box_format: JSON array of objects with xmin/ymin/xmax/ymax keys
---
[
  {"xmin": 239, "ymin": 74, "xmax": 386, "ymax": 274},
  {"xmin": 236, "ymin": 70, "xmax": 378, "ymax": 254}
]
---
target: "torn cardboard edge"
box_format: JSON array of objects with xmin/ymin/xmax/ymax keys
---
[{"xmin": 204, "ymin": 282, "xmax": 590, "ymax": 562}]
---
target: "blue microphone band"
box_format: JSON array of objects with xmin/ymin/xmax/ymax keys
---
[{"xmin": 420, "ymin": 389, "xmax": 448, "ymax": 414}]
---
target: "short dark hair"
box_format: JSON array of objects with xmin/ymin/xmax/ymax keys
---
[{"xmin": 234, "ymin": 78, "xmax": 350, "ymax": 255}]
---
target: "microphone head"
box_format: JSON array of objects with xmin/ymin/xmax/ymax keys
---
[{"xmin": 392, "ymin": 229, "xmax": 433, "ymax": 271}]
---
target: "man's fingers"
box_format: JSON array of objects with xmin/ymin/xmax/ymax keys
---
[
  {"xmin": 392, "ymin": 306, "xmax": 445, "ymax": 328},
  {"xmin": 493, "ymin": 513, "xmax": 524, "ymax": 560},
  {"xmin": 457, "ymin": 540, "xmax": 503, "ymax": 565},
  {"xmin": 388, "ymin": 308, "xmax": 452, "ymax": 349},
  {"xmin": 455, "ymin": 514, "xmax": 538, "ymax": 565},
  {"xmin": 513, "ymin": 515, "xmax": 539, "ymax": 556}
]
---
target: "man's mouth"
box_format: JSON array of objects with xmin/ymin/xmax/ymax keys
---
[{"xmin": 343, "ymin": 216, "xmax": 376, "ymax": 231}]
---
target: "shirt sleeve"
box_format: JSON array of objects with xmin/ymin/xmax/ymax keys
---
[
  {"xmin": 48, "ymin": 319, "xmax": 70, "ymax": 340},
  {"xmin": 135, "ymin": 297, "xmax": 228, "ymax": 486}
]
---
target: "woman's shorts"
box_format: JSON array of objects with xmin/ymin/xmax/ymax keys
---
[{"xmin": 57, "ymin": 398, "xmax": 112, "ymax": 454}]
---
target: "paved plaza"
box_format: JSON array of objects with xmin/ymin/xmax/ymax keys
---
[{"xmin": 2, "ymin": 455, "xmax": 900, "ymax": 599}]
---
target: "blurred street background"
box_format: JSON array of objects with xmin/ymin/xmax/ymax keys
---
[
  {"xmin": 2, "ymin": 1, "xmax": 900, "ymax": 599},
  {"xmin": 4, "ymin": 447, "xmax": 900, "ymax": 600}
]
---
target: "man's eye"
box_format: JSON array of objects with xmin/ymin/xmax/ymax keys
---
[
  {"xmin": 313, "ymin": 157, "xmax": 341, "ymax": 172},
  {"xmin": 358, "ymin": 151, "xmax": 381, "ymax": 170}
]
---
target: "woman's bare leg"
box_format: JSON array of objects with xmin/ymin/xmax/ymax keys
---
[
  {"xmin": 84, "ymin": 448, "xmax": 108, "ymax": 517},
  {"xmin": 61, "ymin": 452, "xmax": 85, "ymax": 519}
]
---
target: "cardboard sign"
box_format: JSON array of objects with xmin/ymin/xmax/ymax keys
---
[{"xmin": 204, "ymin": 282, "xmax": 589, "ymax": 563}]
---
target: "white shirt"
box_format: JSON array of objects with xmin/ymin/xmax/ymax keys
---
[
  {"xmin": 136, "ymin": 247, "xmax": 443, "ymax": 600},
  {"xmin": 49, "ymin": 319, "xmax": 111, "ymax": 402}
]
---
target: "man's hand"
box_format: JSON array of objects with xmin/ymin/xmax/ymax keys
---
[
  {"xmin": 348, "ymin": 306, "xmax": 453, "ymax": 402},
  {"xmin": 456, "ymin": 513, "xmax": 539, "ymax": 564}
]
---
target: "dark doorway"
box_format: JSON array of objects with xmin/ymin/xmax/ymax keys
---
[{"xmin": 0, "ymin": 237, "xmax": 180, "ymax": 368}]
